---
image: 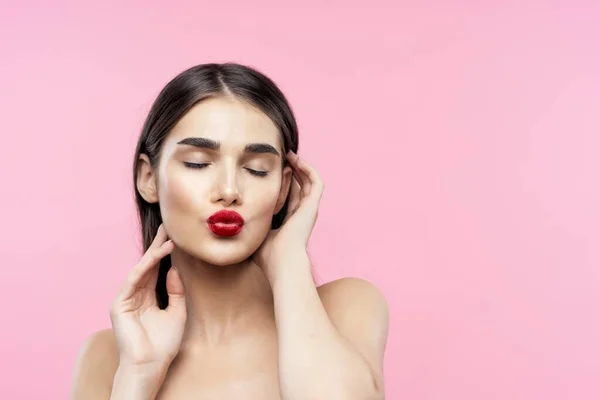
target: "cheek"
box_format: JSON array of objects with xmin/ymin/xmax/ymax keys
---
[
  {"xmin": 159, "ymin": 172, "xmax": 209, "ymax": 216},
  {"xmin": 245, "ymin": 185, "xmax": 280, "ymax": 244},
  {"xmin": 249, "ymin": 181, "xmax": 281, "ymax": 214}
]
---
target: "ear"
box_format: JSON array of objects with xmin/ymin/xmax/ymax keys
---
[
  {"xmin": 274, "ymin": 164, "xmax": 293, "ymax": 215},
  {"xmin": 136, "ymin": 154, "xmax": 159, "ymax": 203}
]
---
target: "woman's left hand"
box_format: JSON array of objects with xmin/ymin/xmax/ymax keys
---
[{"xmin": 253, "ymin": 151, "xmax": 324, "ymax": 280}]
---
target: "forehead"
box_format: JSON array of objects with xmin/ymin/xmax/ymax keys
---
[{"xmin": 168, "ymin": 96, "xmax": 281, "ymax": 147}]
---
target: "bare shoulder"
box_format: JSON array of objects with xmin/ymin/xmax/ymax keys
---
[
  {"xmin": 317, "ymin": 278, "xmax": 389, "ymax": 370},
  {"xmin": 317, "ymin": 277, "xmax": 388, "ymax": 313},
  {"xmin": 70, "ymin": 328, "xmax": 119, "ymax": 399}
]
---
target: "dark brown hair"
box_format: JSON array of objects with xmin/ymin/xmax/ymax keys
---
[{"xmin": 132, "ymin": 63, "xmax": 299, "ymax": 309}]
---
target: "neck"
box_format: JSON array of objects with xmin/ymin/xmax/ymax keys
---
[{"xmin": 169, "ymin": 247, "xmax": 274, "ymax": 349}]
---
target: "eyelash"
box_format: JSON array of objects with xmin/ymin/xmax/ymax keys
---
[{"xmin": 183, "ymin": 162, "xmax": 268, "ymax": 177}]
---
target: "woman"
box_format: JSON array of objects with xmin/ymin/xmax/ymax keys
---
[{"xmin": 71, "ymin": 63, "xmax": 389, "ymax": 399}]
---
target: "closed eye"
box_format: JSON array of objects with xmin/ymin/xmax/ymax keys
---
[
  {"xmin": 184, "ymin": 162, "xmax": 267, "ymax": 177},
  {"xmin": 183, "ymin": 162, "xmax": 210, "ymax": 169},
  {"xmin": 245, "ymin": 168, "xmax": 268, "ymax": 177}
]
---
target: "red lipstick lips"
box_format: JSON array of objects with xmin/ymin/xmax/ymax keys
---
[{"xmin": 207, "ymin": 210, "xmax": 245, "ymax": 237}]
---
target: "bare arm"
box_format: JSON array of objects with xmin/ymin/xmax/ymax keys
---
[
  {"xmin": 270, "ymin": 258, "xmax": 389, "ymax": 400},
  {"xmin": 70, "ymin": 329, "xmax": 117, "ymax": 399},
  {"xmin": 257, "ymin": 152, "xmax": 389, "ymax": 400},
  {"xmin": 109, "ymin": 364, "xmax": 169, "ymax": 400},
  {"xmin": 70, "ymin": 329, "xmax": 172, "ymax": 400}
]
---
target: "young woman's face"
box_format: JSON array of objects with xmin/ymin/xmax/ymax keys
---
[{"xmin": 142, "ymin": 96, "xmax": 292, "ymax": 266}]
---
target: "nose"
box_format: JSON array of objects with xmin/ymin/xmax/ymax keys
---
[{"xmin": 211, "ymin": 163, "xmax": 242, "ymax": 207}]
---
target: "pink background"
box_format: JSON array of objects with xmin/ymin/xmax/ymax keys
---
[{"xmin": 1, "ymin": 1, "xmax": 599, "ymax": 398}]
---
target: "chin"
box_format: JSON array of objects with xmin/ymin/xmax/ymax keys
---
[
  {"xmin": 199, "ymin": 249, "xmax": 251, "ymax": 267},
  {"xmin": 185, "ymin": 235, "xmax": 263, "ymax": 267}
]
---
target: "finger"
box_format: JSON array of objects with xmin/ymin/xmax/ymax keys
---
[
  {"xmin": 289, "ymin": 158, "xmax": 324, "ymax": 227},
  {"xmin": 118, "ymin": 239, "xmax": 175, "ymax": 301},
  {"xmin": 165, "ymin": 267, "xmax": 186, "ymax": 315},
  {"xmin": 133, "ymin": 224, "xmax": 170, "ymax": 278},
  {"xmin": 293, "ymin": 167, "xmax": 311, "ymax": 199},
  {"xmin": 288, "ymin": 152, "xmax": 311, "ymax": 198},
  {"xmin": 148, "ymin": 223, "xmax": 169, "ymax": 252},
  {"xmin": 283, "ymin": 177, "xmax": 302, "ymax": 224},
  {"xmin": 294, "ymin": 155, "xmax": 324, "ymax": 203}
]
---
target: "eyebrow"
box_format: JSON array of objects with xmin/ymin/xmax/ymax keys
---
[{"xmin": 177, "ymin": 137, "xmax": 280, "ymax": 157}]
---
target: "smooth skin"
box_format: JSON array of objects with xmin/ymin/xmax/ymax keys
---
[{"xmin": 70, "ymin": 97, "xmax": 389, "ymax": 400}]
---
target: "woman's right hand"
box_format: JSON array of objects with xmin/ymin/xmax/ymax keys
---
[{"xmin": 109, "ymin": 224, "xmax": 187, "ymax": 375}]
